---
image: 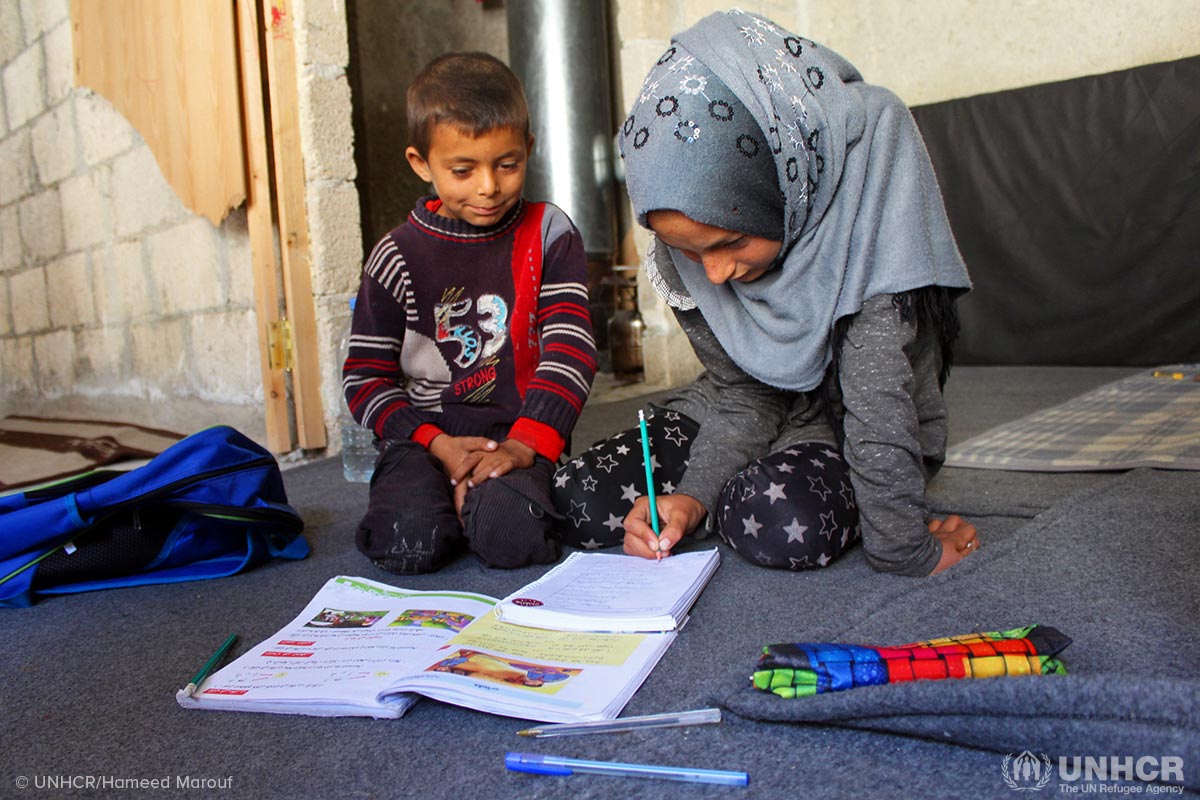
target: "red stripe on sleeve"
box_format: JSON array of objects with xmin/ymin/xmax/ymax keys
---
[
  {"xmin": 373, "ymin": 403, "xmax": 405, "ymax": 437},
  {"xmin": 528, "ymin": 378, "xmax": 583, "ymax": 412},
  {"xmin": 507, "ymin": 417, "xmax": 566, "ymax": 461},
  {"xmin": 411, "ymin": 423, "xmax": 444, "ymax": 449},
  {"xmin": 345, "ymin": 357, "xmax": 402, "ymax": 372},
  {"xmin": 544, "ymin": 341, "xmax": 598, "ymax": 369},
  {"xmin": 538, "ymin": 302, "xmax": 590, "ymax": 322},
  {"xmin": 349, "ymin": 379, "xmax": 403, "ymax": 413}
]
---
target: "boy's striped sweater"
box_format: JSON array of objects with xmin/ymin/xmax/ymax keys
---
[{"xmin": 344, "ymin": 197, "xmax": 596, "ymax": 461}]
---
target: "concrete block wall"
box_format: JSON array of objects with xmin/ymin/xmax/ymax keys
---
[
  {"xmin": 609, "ymin": 0, "xmax": 1200, "ymax": 392},
  {"xmin": 0, "ymin": 0, "xmax": 362, "ymax": 454},
  {"xmin": 0, "ymin": 0, "xmax": 263, "ymax": 434}
]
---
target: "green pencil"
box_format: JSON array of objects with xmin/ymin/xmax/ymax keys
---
[{"xmin": 185, "ymin": 633, "xmax": 238, "ymax": 697}]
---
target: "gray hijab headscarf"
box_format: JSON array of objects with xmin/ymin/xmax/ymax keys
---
[{"xmin": 619, "ymin": 10, "xmax": 971, "ymax": 391}]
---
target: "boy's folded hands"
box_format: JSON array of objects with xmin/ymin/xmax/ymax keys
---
[
  {"xmin": 430, "ymin": 434, "xmax": 537, "ymax": 517},
  {"xmin": 430, "ymin": 434, "xmax": 497, "ymax": 486},
  {"xmin": 462, "ymin": 439, "xmax": 536, "ymax": 487}
]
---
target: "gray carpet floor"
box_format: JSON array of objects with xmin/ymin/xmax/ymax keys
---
[{"xmin": 3, "ymin": 366, "xmax": 1197, "ymax": 799}]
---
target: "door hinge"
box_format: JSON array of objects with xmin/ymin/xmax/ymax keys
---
[{"xmin": 267, "ymin": 318, "xmax": 294, "ymax": 372}]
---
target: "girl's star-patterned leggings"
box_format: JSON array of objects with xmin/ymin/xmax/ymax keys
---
[{"xmin": 551, "ymin": 406, "xmax": 861, "ymax": 570}]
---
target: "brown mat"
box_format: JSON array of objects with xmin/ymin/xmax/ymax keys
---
[{"xmin": 0, "ymin": 416, "xmax": 186, "ymax": 491}]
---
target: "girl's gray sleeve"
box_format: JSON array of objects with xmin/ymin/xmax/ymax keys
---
[
  {"xmin": 668, "ymin": 307, "xmax": 792, "ymax": 516},
  {"xmin": 838, "ymin": 295, "xmax": 947, "ymax": 576}
]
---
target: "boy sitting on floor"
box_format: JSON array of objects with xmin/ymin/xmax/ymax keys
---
[{"xmin": 343, "ymin": 52, "xmax": 596, "ymax": 574}]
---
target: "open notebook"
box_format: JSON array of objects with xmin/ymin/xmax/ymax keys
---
[{"xmin": 495, "ymin": 548, "xmax": 721, "ymax": 633}]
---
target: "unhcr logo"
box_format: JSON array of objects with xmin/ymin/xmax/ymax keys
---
[
  {"xmin": 1001, "ymin": 753, "xmax": 1186, "ymax": 793},
  {"xmin": 1003, "ymin": 752, "xmax": 1053, "ymax": 791}
]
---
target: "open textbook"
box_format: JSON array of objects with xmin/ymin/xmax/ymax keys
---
[
  {"xmin": 175, "ymin": 575, "xmax": 674, "ymax": 722},
  {"xmin": 495, "ymin": 548, "xmax": 721, "ymax": 633}
]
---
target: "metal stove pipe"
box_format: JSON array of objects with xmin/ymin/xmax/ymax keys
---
[{"xmin": 506, "ymin": 0, "xmax": 617, "ymax": 262}]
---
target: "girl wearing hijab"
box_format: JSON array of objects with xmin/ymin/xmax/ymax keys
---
[{"xmin": 553, "ymin": 10, "xmax": 978, "ymax": 576}]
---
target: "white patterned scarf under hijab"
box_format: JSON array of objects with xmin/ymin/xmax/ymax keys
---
[{"xmin": 620, "ymin": 10, "xmax": 971, "ymax": 391}]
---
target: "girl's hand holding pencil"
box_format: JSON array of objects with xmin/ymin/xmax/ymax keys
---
[
  {"xmin": 623, "ymin": 493, "xmax": 707, "ymax": 560},
  {"xmin": 628, "ymin": 408, "xmax": 706, "ymax": 560}
]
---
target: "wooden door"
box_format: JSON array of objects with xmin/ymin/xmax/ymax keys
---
[{"xmin": 70, "ymin": 0, "xmax": 326, "ymax": 452}]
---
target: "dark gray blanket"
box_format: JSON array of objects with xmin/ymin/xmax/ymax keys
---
[
  {"xmin": 716, "ymin": 469, "xmax": 1200, "ymax": 790},
  {"xmin": 3, "ymin": 368, "xmax": 1198, "ymax": 798}
]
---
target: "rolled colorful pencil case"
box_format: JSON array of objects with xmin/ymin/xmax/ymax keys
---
[{"xmin": 752, "ymin": 625, "xmax": 1071, "ymax": 698}]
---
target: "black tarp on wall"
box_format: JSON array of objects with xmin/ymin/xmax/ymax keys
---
[{"xmin": 912, "ymin": 57, "xmax": 1200, "ymax": 365}]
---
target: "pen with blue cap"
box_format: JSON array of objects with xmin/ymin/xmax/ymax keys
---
[{"xmin": 505, "ymin": 752, "xmax": 749, "ymax": 786}]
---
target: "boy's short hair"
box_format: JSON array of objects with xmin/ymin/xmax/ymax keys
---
[{"xmin": 407, "ymin": 52, "xmax": 530, "ymax": 158}]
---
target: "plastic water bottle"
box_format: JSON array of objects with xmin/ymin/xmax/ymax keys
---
[{"xmin": 338, "ymin": 298, "xmax": 376, "ymax": 483}]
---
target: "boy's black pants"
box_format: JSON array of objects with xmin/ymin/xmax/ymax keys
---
[{"xmin": 356, "ymin": 439, "xmax": 561, "ymax": 574}]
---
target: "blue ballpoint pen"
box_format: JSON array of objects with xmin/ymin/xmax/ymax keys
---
[{"xmin": 505, "ymin": 752, "xmax": 749, "ymax": 787}]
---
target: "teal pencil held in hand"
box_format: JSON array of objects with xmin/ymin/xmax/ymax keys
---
[{"xmin": 637, "ymin": 409, "xmax": 662, "ymax": 559}]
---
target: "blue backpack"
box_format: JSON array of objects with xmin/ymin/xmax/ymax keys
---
[{"xmin": 0, "ymin": 425, "xmax": 308, "ymax": 607}]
